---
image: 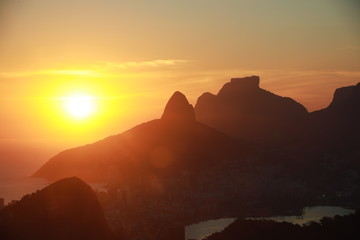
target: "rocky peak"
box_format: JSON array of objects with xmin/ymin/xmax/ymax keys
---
[
  {"xmin": 218, "ymin": 76, "xmax": 260, "ymax": 96},
  {"xmin": 328, "ymin": 83, "xmax": 360, "ymax": 110},
  {"xmin": 161, "ymin": 91, "xmax": 195, "ymax": 123}
]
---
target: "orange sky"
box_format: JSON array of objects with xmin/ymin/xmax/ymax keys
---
[{"xmin": 0, "ymin": 0, "xmax": 359, "ymax": 152}]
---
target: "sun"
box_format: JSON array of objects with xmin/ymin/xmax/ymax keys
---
[{"xmin": 63, "ymin": 94, "xmax": 96, "ymax": 119}]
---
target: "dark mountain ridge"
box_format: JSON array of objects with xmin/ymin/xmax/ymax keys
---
[
  {"xmin": 303, "ymin": 82, "xmax": 360, "ymax": 184},
  {"xmin": 194, "ymin": 77, "xmax": 360, "ymax": 206},
  {"xmin": 203, "ymin": 210, "xmax": 360, "ymax": 240},
  {"xmin": 195, "ymin": 76, "xmax": 308, "ymax": 145},
  {"xmin": 195, "ymin": 76, "xmax": 360, "ymax": 150},
  {"xmin": 309, "ymin": 82, "xmax": 360, "ymax": 151}
]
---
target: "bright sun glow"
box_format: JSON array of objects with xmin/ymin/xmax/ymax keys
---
[{"xmin": 64, "ymin": 95, "xmax": 96, "ymax": 119}]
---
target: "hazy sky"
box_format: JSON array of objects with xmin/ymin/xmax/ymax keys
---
[{"xmin": 0, "ymin": 0, "xmax": 359, "ymax": 148}]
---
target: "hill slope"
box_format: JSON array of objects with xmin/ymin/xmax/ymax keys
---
[
  {"xmin": 33, "ymin": 91, "xmax": 236, "ymax": 182},
  {"xmin": 0, "ymin": 177, "xmax": 114, "ymax": 240}
]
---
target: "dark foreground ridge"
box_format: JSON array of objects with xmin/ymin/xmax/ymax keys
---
[
  {"xmin": 203, "ymin": 210, "xmax": 360, "ymax": 240},
  {"xmin": 0, "ymin": 177, "xmax": 115, "ymax": 240}
]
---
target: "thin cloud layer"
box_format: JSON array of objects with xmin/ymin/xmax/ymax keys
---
[
  {"xmin": 102, "ymin": 59, "xmax": 190, "ymax": 70},
  {"xmin": 0, "ymin": 59, "xmax": 190, "ymax": 78}
]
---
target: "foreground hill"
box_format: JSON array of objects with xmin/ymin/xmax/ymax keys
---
[
  {"xmin": 33, "ymin": 91, "xmax": 236, "ymax": 183},
  {"xmin": 0, "ymin": 177, "xmax": 114, "ymax": 240},
  {"xmin": 203, "ymin": 211, "xmax": 360, "ymax": 240}
]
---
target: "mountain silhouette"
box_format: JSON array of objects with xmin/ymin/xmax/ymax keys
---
[
  {"xmin": 307, "ymin": 82, "xmax": 360, "ymax": 156},
  {"xmin": 194, "ymin": 76, "xmax": 308, "ymax": 145},
  {"xmin": 0, "ymin": 177, "xmax": 114, "ymax": 240},
  {"xmin": 161, "ymin": 91, "xmax": 195, "ymax": 123},
  {"xmin": 28, "ymin": 79, "xmax": 360, "ymax": 240},
  {"xmin": 33, "ymin": 92, "xmax": 235, "ymax": 183}
]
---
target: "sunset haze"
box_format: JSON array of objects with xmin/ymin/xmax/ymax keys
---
[{"xmin": 0, "ymin": 0, "xmax": 359, "ymax": 175}]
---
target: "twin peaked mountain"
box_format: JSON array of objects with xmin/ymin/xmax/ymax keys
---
[
  {"xmin": 33, "ymin": 76, "xmax": 360, "ymax": 182},
  {"xmin": 34, "ymin": 89, "xmax": 233, "ymax": 182}
]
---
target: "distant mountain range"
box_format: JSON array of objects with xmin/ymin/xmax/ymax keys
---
[
  {"xmin": 33, "ymin": 76, "xmax": 360, "ymax": 183},
  {"xmin": 23, "ymin": 76, "xmax": 360, "ymax": 240},
  {"xmin": 195, "ymin": 76, "xmax": 360, "ymax": 150},
  {"xmin": 0, "ymin": 177, "xmax": 114, "ymax": 240}
]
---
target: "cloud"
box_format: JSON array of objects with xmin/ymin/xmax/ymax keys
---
[
  {"xmin": 101, "ymin": 59, "xmax": 190, "ymax": 70},
  {"xmin": 43, "ymin": 69, "xmax": 106, "ymax": 77},
  {"xmin": 0, "ymin": 59, "xmax": 190, "ymax": 78},
  {"xmin": 0, "ymin": 69, "xmax": 106, "ymax": 78}
]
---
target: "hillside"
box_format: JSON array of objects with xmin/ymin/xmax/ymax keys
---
[
  {"xmin": 33, "ymin": 91, "xmax": 237, "ymax": 183},
  {"xmin": 0, "ymin": 177, "xmax": 115, "ymax": 240}
]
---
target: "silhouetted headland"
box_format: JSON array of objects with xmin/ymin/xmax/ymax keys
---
[{"xmin": 0, "ymin": 177, "xmax": 115, "ymax": 240}]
